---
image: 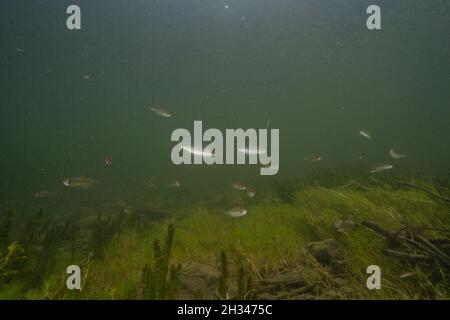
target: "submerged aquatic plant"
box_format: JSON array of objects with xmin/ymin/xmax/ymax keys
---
[
  {"xmin": 0, "ymin": 242, "xmax": 26, "ymax": 283},
  {"xmin": 0, "ymin": 175, "xmax": 448, "ymax": 300},
  {"xmin": 271, "ymin": 179, "xmax": 300, "ymax": 204},
  {"xmin": 142, "ymin": 223, "xmax": 181, "ymax": 300},
  {"xmin": 216, "ymin": 250, "xmax": 254, "ymax": 300},
  {"xmin": 20, "ymin": 209, "xmax": 44, "ymax": 251},
  {"xmin": 0, "ymin": 209, "xmax": 14, "ymax": 253},
  {"xmin": 217, "ymin": 250, "xmax": 229, "ymax": 299},
  {"xmin": 91, "ymin": 213, "xmax": 127, "ymax": 260},
  {"xmin": 236, "ymin": 262, "xmax": 253, "ymax": 300},
  {"xmin": 28, "ymin": 221, "xmax": 73, "ymax": 288}
]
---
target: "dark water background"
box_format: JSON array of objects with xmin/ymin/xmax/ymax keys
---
[{"xmin": 1, "ymin": 1, "xmax": 449, "ymax": 208}]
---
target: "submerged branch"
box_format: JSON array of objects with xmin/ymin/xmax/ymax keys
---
[
  {"xmin": 385, "ymin": 249, "xmax": 431, "ymax": 260},
  {"xmin": 397, "ymin": 182, "xmax": 450, "ymax": 203},
  {"xmin": 339, "ymin": 180, "xmax": 371, "ymax": 192},
  {"xmin": 360, "ymin": 220, "xmax": 397, "ymax": 241}
]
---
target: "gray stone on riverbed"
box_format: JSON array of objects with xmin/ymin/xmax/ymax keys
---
[
  {"xmin": 306, "ymin": 238, "xmax": 340, "ymax": 264},
  {"xmin": 177, "ymin": 263, "xmax": 219, "ymax": 300},
  {"xmin": 333, "ymin": 219, "xmax": 355, "ymax": 233}
]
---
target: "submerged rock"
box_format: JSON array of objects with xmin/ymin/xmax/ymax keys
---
[
  {"xmin": 134, "ymin": 209, "xmax": 168, "ymax": 220},
  {"xmin": 306, "ymin": 239, "xmax": 340, "ymax": 264},
  {"xmin": 333, "ymin": 219, "xmax": 355, "ymax": 233},
  {"xmin": 123, "ymin": 207, "xmax": 134, "ymax": 214},
  {"xmin": 259, "ymin": 271, "xmax": 307, "ymax": 289},
  {"xmin": 290, "ymin": 293, "xmax": 317, "ymax": 300},
  {"xmin": 256, "ymin": 270, "xmax": 321, "ymax": 300},
  {"xmin": 258, "ymin": 292, "xmax": 278, "ymax": 300},
  {"xmin": 177, "ymin": 263, "xmax": 219, "ymax": 300}
]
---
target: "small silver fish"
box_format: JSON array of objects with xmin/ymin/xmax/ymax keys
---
[
  {"xmin": 150, "ymin": 107, "xmax": 171, "ymax": 118},
  {"xmin": 169, "ymin": 180, "xmax": 181, "ymax": 188},
  {"xmin": 231, "ymin": 182, "xmax": 247, "ymax": 190},
  {"xmin": 370, "ymin": 164, "xmax": 393, "ymax": 173},
  {"xmin": 246, "ymin": 187, "xmax": 256, "ymax": 198},
  {"xmin": 181, "ymin": 146, "xmax": 214, "ymax": 158},
  {"xmin": 389, "ymin": 149, "xmax": 406, "ymax": 159},
  {"xmin": 34, "ymin": 190, "xmax": 56, "ymax": 198},
  {"xmin": 237, "ymin": 147, "xmax": 266, "ymax": 155},
  {"xmin": 399, "ymin": 271, "xmax": 415, "ymax": 279},
  {"xmin": 63, "ymin": 176, "xmax": 99, "ymax": 189},
  {"xmin": 359, "ymin": 130, "xmax": 373, "ymax": 140},
  {"xmin": 352, "ymin": 153, "xmax": 364, "ymax": 160},
  {"xmin": 226, "ymin": 206, "xmax": 247, "ymax": 218},
  {"xmin": 304, "ymin": 154, "xmax": 322, "ymax": 162},
  {"xmin": 148, "ymin": 177, "xmax": 157, "ymax": 189},
  {"xmin": 104, "ymin": 155, "xmax": 113, "ymax": 166},
  {"xmin": 116, "ymin": 200, "xmax": 128, "ymax": 208}
]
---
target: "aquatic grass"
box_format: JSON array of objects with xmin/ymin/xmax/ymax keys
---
[
  {"xmin": 81, "ymin": 229, "xmax": 154, "ymax": 299},
  {"xmin": 142, "ymin": 223, "xmax": 181, "ymax": 300},
  {"xmin": 0, "ymin": 281, "xmax": 26, "ymax": 299},
  {"xmin": 0, "ymin": 209, "xmax": 14, "ymax": 253},
  {"xmin": 0, "ymin": 179, "xmax": 448, "ymax": 300}
]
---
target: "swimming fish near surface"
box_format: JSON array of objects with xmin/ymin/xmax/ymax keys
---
[
  {"xmin": 231, "ymin": 182, "xmax": 247, "ymax": 190},
  {"xmin": 304, "ymin": 154, "xmax": 322, "ymax": 162},
  {"xmin": 63, "ymin": 176, "xmax": 99, "ymax": 189},
  {"xmin": 34, "ymin": 190, "xmax": 56, "ymax": 198},
  {"xmin": 261, "ymin": 162, "xmax": 278, "ymax": 171},
  {"xmin": 389, "ymin": 148, "xmax": 406, "ymax": 159},
  {"xmin": 148, "ymin": 177, "xmax": 157, "ymax": 189},
  {"xmin": 116, "ymin": 199, "xmax": 128, "ymax": 208},
  {"xmin": 246, "ymin": 187, "xmax": 256, "ymax": 198},
  {"xmin": 150, "ymin": 107, "xmax": 172, "ymax": 118},
  {"xmin": 237, "ymin": 147, "xmax": 266, "ymax": 155},
  {"xmin": 104, "ymin": 155, "xmax": 113, "ymax": 166},
  {"xmin": 399, "ymin": 271, "xmax": 416, "ymax": 279},
  {"xmin": 181, "ymin": 146, "xmax": 215, "ymax": 157},
  {"xmin": 226, "ymin": 206, "xmax": 247, "ymax": 218},
  {"xmin": 169, "ymin": 180, "xmax": 181, "ymax": 188},
  {"xmin": 370, "ymin": 164, "xmax": 393, "ymax": 173},
  {"xmin": 359, "ymin": 130, "xmax": 373, "ymax": 140}
]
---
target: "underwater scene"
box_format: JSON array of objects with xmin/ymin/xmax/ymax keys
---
[{"xmin": 0, "ymin": 1, "xmax": 449, "ymax": 300}]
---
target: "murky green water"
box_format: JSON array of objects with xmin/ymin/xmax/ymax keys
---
[{"xmin": 1, "ymin": 0, "xmax": 449, "ymax": 206}]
